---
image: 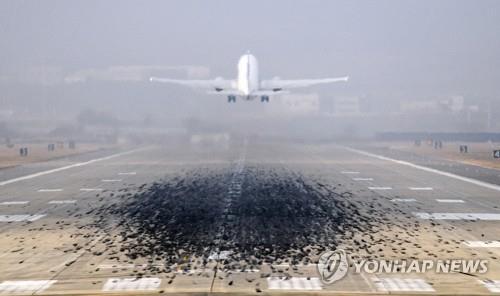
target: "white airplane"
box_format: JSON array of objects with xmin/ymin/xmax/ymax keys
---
[{"xmin": 150, "ymin": 53, "xmax": 348, "ymax": 103}]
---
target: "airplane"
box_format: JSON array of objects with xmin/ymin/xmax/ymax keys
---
[{"xmin": 150, "ymin": 52, "xmax": 348, "ymax": 103}]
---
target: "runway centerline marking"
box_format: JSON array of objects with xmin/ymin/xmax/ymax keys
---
[
  {"xmin": 38, "ymin": 189, "xmax": 63, "ymax": 192},
  {"xmin": 341, "ymin": 171, "xmax": 360, "ymax": 174},
  {"xmin": 0, "ymin": 201, "xmax": 29, "ymax": 205},
  {"xmin": 0, "ymin": 149, "xmax": 143, "ymax": 186},
  {"xmin": 344, "ymin": 147, "xmax": 500, "ymax": 192},
  {"xmin": 463, "ymin": 241, "xmax": 500, "ymax": 248},
  {"xmin": 102, "ymin": 179, "xmax": 122, "ymax": 182},
  {"xmin": 353, "ymin": 177, "xmax": 374, "ymax": 181},
  {"xmin": 436, "ymin": 199, "xmax": 465, "ymax": 203},
  {"xmin": 414, "ymin": 212, "xmax": 500, "ymax": 220},
  {"xmin": 118, "ymin": 172, "xmax": 136, "ymax": 175},
  {"xmin": 102, "ymin": 278, "xmax": 161, "ymax": 291},
  {"xmin": 0, "ymin": 280, "xmax": 56, "ymax": 294}
]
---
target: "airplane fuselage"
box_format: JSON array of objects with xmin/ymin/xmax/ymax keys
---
[{"xmin": 237, "ymin": 54, "xmax": 259, "ymax": 99}]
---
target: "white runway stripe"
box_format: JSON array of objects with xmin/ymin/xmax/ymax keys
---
[
  {"xmin": 102, "ymin": 179, "xmax": 122, "ymax": 182},
  {"xmin": 80, "ymin": 188, "xmax": 103, "ymax": 192},
  {"xmin": 0, "ymin": 201, "xmax": 29, "ymax": 205},
  {"xmin": 414, "ymin": 212, "xmax": 500, "ymax": 220},
  {"xmin": 0, "ymin": 280, "xmax": 56, "ymax": 294},
  {"xmin": 38, "ymin": 189, "xmax": 63, "ymax": 192},
  {"xmin": 436, "ymin": 199, "xmax": 465, "ymax": 203},
  {"xmin": 353, "ymin": 177, "xmax": 374, "ymax": 181},
  {"xmin": 409, "ymin": 187, "xmax": 434, "ymax": 191},
  {"xmin": 0, "ymin": 214, "xmax": 46, "ymax": 222},
  {"xmin": 479, "ymin": 279, "xmax": 500, "ymax": 293},
  {"xmin": 372, "ymin": 277, "xmax": 434, "ymax": 292},
  {"xmin": 118, "ymin": 172, "xmax": 136, "ymax": 175},
  {"xmin": 341, "ymin": 171, "xmax": 360, "ymax": 174},
  {"xmin": 48, "ymin": 200, "xmax": 77, "ymax": 204},
  {"xmin": 391, "ymin": 198, "xmax": 416, "ymax": 202},
  {"xmin": 0, "ymin": 149, "xmax": 143, "ymax": 186},
  {"xmin": 102, "ymin": 278, "xmax": 161, "ymax": 291},
  {"xmin": 267, "ymin": 277, "xmax": 322, "ymax": 290},
  {"xmin": 463, "ymin": 241, "xmax": 500, "ymax": 248},
  {"xmin": 368, "ymin": 186, "xmax": 392, "ymax": 190},
  {"xmin": 345, "ymin": 147, "xmax": 500, "ymax": 192}
]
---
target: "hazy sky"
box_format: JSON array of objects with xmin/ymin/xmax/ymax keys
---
[{"xmin": 1, "ymin": 0, "xmax": 500, "ymax": 99}]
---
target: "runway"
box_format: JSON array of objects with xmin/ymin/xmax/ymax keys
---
[{"xmin": 1, "ymin": 139, "xmax": 500, "ymax": 295}]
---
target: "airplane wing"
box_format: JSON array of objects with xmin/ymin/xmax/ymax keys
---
[
  {"xmin": 260, "ymin": 76, "xmax": 348, "ymax": 90},
  {"xmin": 149, "ymin": 77, "xmax": 235, "ymax": 90}
]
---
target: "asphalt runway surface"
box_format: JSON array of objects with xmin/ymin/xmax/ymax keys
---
[{"xmin": 1, "ymin": 139, "xmax": 500, "ymax": 295}]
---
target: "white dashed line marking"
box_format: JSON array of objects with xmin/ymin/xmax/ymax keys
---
[
  {"xmin": 353, "ymin": 178, "xmax": 374, "ymax": 181},
  {"xmin": 341, "ymin": 171, "xmax": 360, "ymax": 174},
  {"xmin": 409, "ymin": 187, "xmax": 434, "ymax": 191},
  {"xmin": 102, "ymin": 179, "xmax": 122, "ymax": 182},
  {"xmin": 345, "ymin": 147, "xmax": 500, "ymax": 192},
  {"xmin": 414, "ymin": 212, "xmax": 500, "ymax": 220},
  {"xmin": 0, "ymin": 214, "xmax": 46, "ymax": 222},
  {"xmin": 479, "ymin": 279, "xmax": 500, "ymax": 293},
  {"xmin": 0, "ymin": 201, "xmax": 29, "ymax": 205},
  {"xmin": 118, "ymin": 172, "xmax": 136, "ymax": 175},
  {"xmin": 436, "ymin": 199, "xmax": 465, "ymax": 203},
  {"xmin": 0, "ymin": 280, "xmax": 56, "ymax": 294},
  {"xmin": 80, "ymin": 188, "xmax": 103, "ymax": 192},
  {"xmin": 48, "ymin": 200, "xmax": 77, "ymax": 204},
  {"xmin": 463, "ymin": 241, "xmax": 500, "ymax": 248},
  {"xmin": 267, "ymin": 277, "xmax": 322, "ymax": 290},
  {"xmin": 208, "ymin": 250, "xmax": 233, "ymax": 260},
  {"xmin": 102, "ymin": 278, "xmax": 161, "ymax": 291},
  {"xmin": 368, "ymin": 186, "xmax": 392, "ymax": 190},
  {"xmin": 372, "ymin": 277, "xmax": 434, "ymax": 292},
  {"xmin": 38, "ymin": 189, "xmax": 63, "ymax": 192},
  {"xmin": 391, "ymin": 198, "xmax": 417, "ymax": 202}
]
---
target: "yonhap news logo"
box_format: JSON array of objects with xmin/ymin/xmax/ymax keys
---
[{"xmin": 317, "ymin": 249, "xmax": 488, "ymax": 285}]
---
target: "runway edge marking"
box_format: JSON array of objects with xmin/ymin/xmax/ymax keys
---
[
  {"xmin": 343, "ymin": 146, "xmax": 500, "ymax": 192},
  {"xmin": 0, "ymin": 148, "xmax": 145, "ymax": 186}
]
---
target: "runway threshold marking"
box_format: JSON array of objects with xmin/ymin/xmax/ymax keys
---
[
  {"xmin": 372, "ymin": 277, "xmax": 434, "ymax": 292},
  {"xmin": 267, "ymin": 277, "xmax": 322, "ymax": 290},
  {"xmin": 102, "ymin": 278, "xmax": 161, "ymax": 291},
  {"xmin": 436, "ymin": 199, "xmax": 465, "ymax": 203},
  {"xmin": 0, "ymin": 149, "xmax": 143, "ymax": 186},
  {"xmin": 345, "ymin": 147, "xmax": 500, "ymax": 192},
  {"xmin": 414, "ymin": 212, "xmax": 500, "ymax": 220},
  {"xmin": 0, "ymin": 280, "xmax": 56, "ymax": 294},
  {"xmin": 0, "ymin": 214, "xmax": 46, "ymax": 222},
  {"xmin": 38, "ymin": 189, "xmax": 63, "ymax": 192},
  {"xmin": 463, "ymin": 241, "xmax": 500, "ymax": 248},
  {"xmin": 0, "ymin": 201, "xmax": 29, "ymax": 205},
  {"xmin": 479, "ymin": 279, "xmax": 500, "ymax": 293}
]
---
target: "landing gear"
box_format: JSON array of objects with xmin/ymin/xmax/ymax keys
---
[
  {"xmin": 227, "ymin": 95, "xmax": 236, "ymax": 103},
  {"xmin": 261, "ymin": 95, "xmax": 269, "ymax": 103}
]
